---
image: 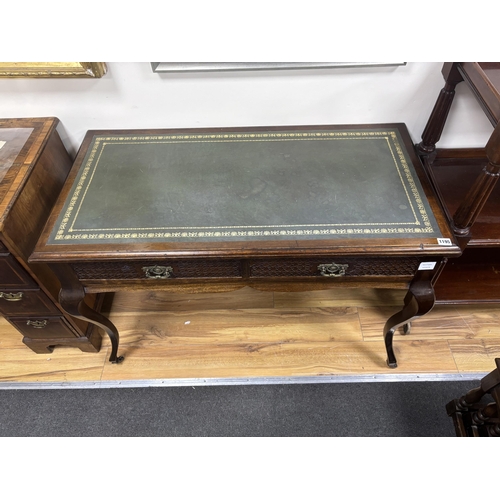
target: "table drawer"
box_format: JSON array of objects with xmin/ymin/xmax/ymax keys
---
[
  {"xmin": 7, "ymin": 316, "xmax": 78, "ymax": 339},
  {"xmin": 70, "ymin": 256, "xmax": 422, "ymax": 282},
  {"xmin": 249, "ymin": 257, "xmax": 421, "ymax": 278},
  {"xmin": 71, "ymin": 259, "xmax": 243, "ymax": 281},
  {"xmin": 0, "ymin": 288, "xmax": 60, "ymax": 315},
  {"xmin": 0, "ymin": 254, "xmax": 37, "ymax": 288}
]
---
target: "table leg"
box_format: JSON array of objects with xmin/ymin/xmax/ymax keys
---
[
  {"xmin": 415, "ymin": 62, "xmax": 464, "ymax": 155},
  {"xmin": 49, "ymin": 264, "xmax": 124, "ymax": 364},
  {"xmin": 383, "ymin": 264, "xmax": 445, "ymax": 368}
]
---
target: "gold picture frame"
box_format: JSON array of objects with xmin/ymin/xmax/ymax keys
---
[{"xmin": 0, "ymin": 62, "xmax": 107, "ymax": 78}]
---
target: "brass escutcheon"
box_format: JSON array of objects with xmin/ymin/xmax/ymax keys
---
[
  {"xmin": 0, "ymin": 291, "xmax": 23, "ymax": 301},
  {"xmin": 26, "ymin": 320, "xmax": 48, "ymax": 328},
  {"xmin": 317, "ymin": 263, "xmax": 349, "ymax": 277},
  {"xmin": 142, "ymin": 265, "xmax": 174, "ymax": 279}
]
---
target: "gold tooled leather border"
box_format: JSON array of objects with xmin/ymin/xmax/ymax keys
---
[{"xmin": 52, "ymin": 130, "xmax": 439, "ymax": 242}]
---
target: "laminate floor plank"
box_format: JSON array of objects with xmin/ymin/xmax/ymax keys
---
[
  {"xmin": 104, "ymin": 307, "xmax": 363, "ymax": 347},
  {"xmin": 0, "ymin": 347, "xmax": 106, "ymax": 382},
  {"xmin": 273, "ymin": 288, "xmax": 406, "ymax": 308},
  {"xmin": 454, "ymin": 305, "xmax": 500, "ymax": 337},
  {"xmin": 0, "ymin": 317, "xmax": 24, "ymax": 349},
  {"xmin": 448, "ymin": 340, "xmax": 500, "ymax": 372},
  {"xmin": 103, "ymin": 287, "xmax": 274, "ymax": 314},
  {"xmin": 100, "ymin": 340, "xmax": 458, "ymax": 381}
]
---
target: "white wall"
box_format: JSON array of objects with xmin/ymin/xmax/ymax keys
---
[{"xmin": 0, "ymin": 62, "xmax": 493, "ymax": 157}]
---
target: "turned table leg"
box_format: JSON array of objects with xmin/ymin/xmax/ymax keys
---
[
  {"xmin": 451, "ymin": 121, "xmax": 500, "ymax": 236},
  {"xmin": 383, "ymin": 262, "xmax": 446, "ymax": 368},
  {"xmin": 49, "ymin": 264, "xmax": 123, "ymax": 364},
  {"xmin": 416, "ymin": 63, "xmax": 464, "ymax": 155},
  {"xmin": 446, "ymin": 358, "xmax": 500, "ymax": 436}
]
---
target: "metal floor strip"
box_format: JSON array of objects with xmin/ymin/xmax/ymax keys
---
[{"xmin": 0, "ymin": 372, "xmax": 487, "ymax": 390}]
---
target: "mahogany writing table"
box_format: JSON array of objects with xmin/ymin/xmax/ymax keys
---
[{"xmin": 30, "ymin": 124, "xmax": 461, "ymax": 368}]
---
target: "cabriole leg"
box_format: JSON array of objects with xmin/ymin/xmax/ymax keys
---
[
  {"xmin": 49, "ymin": 263, "xmax": 123, "ymax": 364},
  {"xmin": 383, "ymin": 268, "xmax": 440, "ymax": 368}
]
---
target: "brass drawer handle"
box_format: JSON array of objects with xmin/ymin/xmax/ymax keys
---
[
  {"xmin": 318, "ymin": 263, "xmax": 349, "ymax": 277},
  {"xmin": 142, "ymin": 265, "xmax": 174, "ymax": 279},
  {"xmin": 26, "ymin": 320, "xmax": 48, "ymax": 329},
  {"xmin": 0, "ymin": 291, "xmax": 23, "ymax": 301}
]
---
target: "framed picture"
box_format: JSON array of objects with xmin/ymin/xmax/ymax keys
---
[
  {"xmin": 0, "ymin": 62, "xmax": 107, "ymax": 78},
  {"xmin": 151, "ymin": 62, "xmax": 405, "ymax": 73}
]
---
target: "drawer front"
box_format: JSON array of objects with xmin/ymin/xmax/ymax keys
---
[
  {"xmin": 0, "ymin": 254, "xmax": 37, "ymax": 288},
  {"xmin": 249, "ymin": 257, "xmax": 421, "ymax": 278},
  {"xmin": 71, "ymin": 259, "xmax": 242, "ymax": 281},
  {"xmin": 0, "ymin": 289, "xmax": 59, "ymax": 315},
  {"xmin": 7, "ymin": 316, "xmax": 78, "ymax": 340},
  {"xmin": 70, "ymin": 256, "xmax": 422, "ymax": 282}
]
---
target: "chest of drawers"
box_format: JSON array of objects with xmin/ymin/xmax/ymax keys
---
[{"xmin": 0, "ymin": 117, "xmax": 102, "ymax": 354}]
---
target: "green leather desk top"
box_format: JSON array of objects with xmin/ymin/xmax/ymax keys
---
[{"xmin": 47, "ymin": 125, "xmax": 444, "ymax": 245}]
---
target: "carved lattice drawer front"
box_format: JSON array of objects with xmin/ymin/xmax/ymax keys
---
[
  {"xmin": 249, "ymin": 257, "xmax": 421, "ymax": 278},
  {"xmin": 71, "ymin": 259, "xmax": 243, "ymax": 281}
]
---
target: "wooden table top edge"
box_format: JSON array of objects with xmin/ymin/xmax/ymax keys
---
[{"xmin": 29, "ymin": 122, "xmax": 461, "ymax": 262}]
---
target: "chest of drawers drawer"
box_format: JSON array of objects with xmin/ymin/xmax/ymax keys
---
[
  {"xmin": 6, "ymin": 316, "xmax": 78, "ymax": 339},
  {"xmin": 0, "ymin": 254, "xmax": 37, "ymax": 288},
  {"xmin": 0, "ymin": 288, "xmax": 60, "ymax": 315}
]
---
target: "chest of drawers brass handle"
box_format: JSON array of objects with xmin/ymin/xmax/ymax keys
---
[
  {"xmin": 142, "ymin": 265, "xmax": 174, "ymax": 279},
  {"xmin": 0, "ymin": 291, "xmax": 23, "ymax": 301},
  {"xmin": 26, "ymin": 320, "xmax": 48, "ymax": 328},
  {"xmin": 318, "ymin": 263, "xmax": 349, "ymax": 277}
]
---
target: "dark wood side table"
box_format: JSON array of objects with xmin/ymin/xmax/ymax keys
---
[
  {"xmin": 0, "ymin": 117, "xmax": 103, "ymax": 354},
  {"xmin": 30, "ymin": 124, "xmax": 461, "ymax": 368},
  {"xmin": 446, "ymin": 358, "xmax": 500, "ymax": 437},
  {"xmin": 416, "ymin": 63, "xmax": 500, "ymax": 303}
]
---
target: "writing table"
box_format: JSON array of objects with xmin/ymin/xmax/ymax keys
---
[{"xmin": 30, "ymin": 124, "xmax": 461, "ymax": 368}]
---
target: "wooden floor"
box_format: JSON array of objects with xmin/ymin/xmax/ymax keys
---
[{"xmin": 1, "ymin": 287, "xmax": 500, "ymax": 386}]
